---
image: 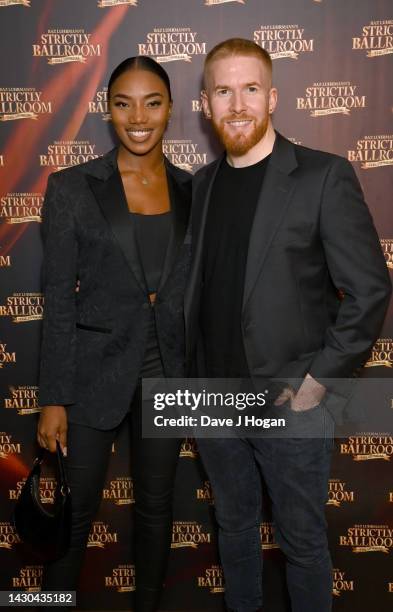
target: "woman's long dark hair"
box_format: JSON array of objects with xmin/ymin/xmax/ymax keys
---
[{"xmin": 108, "ymin": 56, "xmax": 172, "ymax": 101}]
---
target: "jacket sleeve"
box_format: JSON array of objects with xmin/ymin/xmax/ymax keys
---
[
  {"xmin": 38, "ymin": 172, "xmax": 78, "ymax": 406},
  {"xmin": 308, "ymin": 157, "xmax": 392, "ymax": 380}
]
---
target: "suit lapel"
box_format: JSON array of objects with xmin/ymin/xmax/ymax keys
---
[
  {"xmin": 86, "ymin": 158, "xmax": 147, "ymax": 293},
  {"xmin": 184, "ymin": 156, "xmax": 222, "ymax": 323},
  {"xmin": 242, "ymin": 134, "xmax": 298, "ymax": 310},
  {"xmin": 158, "ymin": 161, "xmax": 191, "ymax": 292}
]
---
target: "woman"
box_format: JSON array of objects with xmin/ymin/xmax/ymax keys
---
[{"xmin": 37, "ymin": 56, "xmax": 191, "ymax": 611}]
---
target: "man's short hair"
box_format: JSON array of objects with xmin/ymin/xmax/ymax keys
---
[{"xmin": 204, "ymin": 38, "xmax": 272, "ymax": 86}]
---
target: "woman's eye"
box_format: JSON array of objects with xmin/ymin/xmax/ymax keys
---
[
  {"xmin": 114, "ymin": 101, "xmax": 128, "ymax": 108},
  {"xmin": 147, "ymin": 100, "xmax": 162, "ymax": 107}
]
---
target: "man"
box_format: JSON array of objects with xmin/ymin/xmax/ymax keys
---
[{"xmin": 184, "ymin": 39, "xmax": 391, "ymax": 612}]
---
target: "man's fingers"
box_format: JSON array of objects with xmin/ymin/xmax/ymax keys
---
[{"xmin": 274, "ymin": 388, "xmax": 294, "ymax": 406}]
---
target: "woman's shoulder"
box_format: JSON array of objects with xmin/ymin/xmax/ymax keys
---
[{"xmin": 47, "ymin": 148, "xmax": 117, "ymax": 187}]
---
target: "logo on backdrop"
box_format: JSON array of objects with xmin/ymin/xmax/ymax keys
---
[
  {"xmin": 260, "ymin": 522, "xmax": 279, "ymax": 550},
  {"xmin": 197, "ymin": 565, "xmax": 224, "ymax": 593},
  {"xmin": 296, "ymin": 82, "xmax": 366, "ymax": 116},
  {"xmin": 288, "ymin": 137, "xmax": 302, "ymax": 145},
  {"xmin": 98, "ymin": 0, "xmax": 137, "ymax": 6},
  {"xmin": 327, "ymin": 479, "xmax": 355, "ymax": 507},
  {"xmin": 348, "ymin": 135, "xmax": 393, "ymax": 169},
  {"xmin": 381, "ymin": 239, "xmax": 393, "ymax": 269},
  {"xmin": 332, "ymin": 568, "xmax": 354, "ymax": 596},
  {"xmin": 0, "ymin": 249, "xmax": 11, "ymax": 268},
  {"xmin": 40, "ymin": 140, "xmax": 100, "ymax": 171},
  {"xmin": 196, "ymin": 480, "xmax": 214, "ymax": 504},
  {"xmin": 33, "ymin": 29, "xmax": 102, "ymax": 64},
  {"xmin": 205, "ymin": 0, "xmax": 245, "ymax": 5},
  {"xmin": 0, "ymin": 344, "xmax": 16, "ymax": 369},
  {"xmin": 365, "ymin": 338, "xmax": 393, "ymax": 368},
  {"xmin": 0, "ymin": 88, "xmax": 52, "ymax": 122},
  {"xmin": 340, "ymin": 435, "xmax": 393, "ymax": 461},
  {"xmin": 0, "ymin": 293, "xmax": 44, "ymax": 323},
  {"xmin": 105, "ymin": 565, "xmax": 135, "ymax": 591},
  {"xmin": 0, "ymin": 432, "xmax": 21, "ymax": 458},
  {"xmin": 340, "ymin": 525, "xmax": 393, "ymax": 553},
  {"xmin": 138, "ymin": 28, "xmax": 206, "ymax": 62},
  {"xmin": 163, "ymin": 139, "xmax": 208, "ymax": 172},
  {"xmin": 9, "ymin": 477, "xmax": 56, "ymax": 503},
  {"xmin": 103, "ymin": 477, "xmax": 134, "ymax": 505},
  {"xmin": 0, "ymin": 522, "xmax": 21, "ymax": 549},
  {"xmin": 191, "ymin": 97, "xmax": 202, "ymax": 112},
  {"xmin": 352, "ymin": 20, "xmax": 393, "ymax": 57},
  {"xmin": 0, "ymin": 0, "xmax": 30, "ymax": 6},
  {"xmin": 4, "ymin": 386, "xmax": 40, "ymax": 415},
  {"xmin": 89, "ymin": 87, "xmax": 110, "ymax": 120},
  {"xmin": 88, "ymin": 521, "xmax": 118, "ymax": 548},
  {"xmin": 171, "ymin": 521, "xmax": 211, "ymax": 548},
  {"xmin": 0, "ymin": 192, "xmax": 43, "ymax": 224},
  {"xmin": 254, "ymin": 24, "xmax": 314, "ymax": 59},
  {"xmin": 180, "ymin": 437, "xmax": 198, "ymax": 458},
  {"xmin": 11, "ymin": 566, "xmax": 43, "ymax": 591}
]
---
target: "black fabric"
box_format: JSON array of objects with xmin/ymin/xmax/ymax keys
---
[
  {"xmin": 38, "ymin": 149, "xmax": 192, "ymax": 429},
  {"xmin": 201, "ymin": 155, "xmax": 271, "ymax": 377},
  {"xmin": 140, "ymin": 308, "xmax": 164, "ymax": 378},
  {"xmin": 185, "ymin": 132, "xmax": 391, "ymax": 423},
  {"xmin": 131, "ymin": 211, "xmax": 171, "ymax": 294},
  {"xmin": 130, "ymin": 211, "xmax": 171, "ymax": 378},
  {"xmin": 41, "ymin": 386, "xmax": 181, "ymax": 612}
]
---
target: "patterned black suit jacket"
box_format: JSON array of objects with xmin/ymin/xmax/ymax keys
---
[{"xmin": 38, "ymin": 148, "xmax": 191, "ymax": 429}]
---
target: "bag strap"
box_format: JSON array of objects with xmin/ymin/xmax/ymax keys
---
[{"xmin": 34, "ymin": 442, "xmax": 69, "ymax": 495}]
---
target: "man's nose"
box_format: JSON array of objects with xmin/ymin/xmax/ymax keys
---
[{"xmin": 229, "ymin": 90, "xmax": 246, "ymax": 114}]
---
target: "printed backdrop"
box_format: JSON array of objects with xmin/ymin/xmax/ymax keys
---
[{"xmin": 0, "ymin": 1, "xmax": 392, "ymax": 610}]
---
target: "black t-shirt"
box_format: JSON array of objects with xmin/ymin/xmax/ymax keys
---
[{"xmin": 201, "ymin": 154, "xmax": 271, "ymax": 377}]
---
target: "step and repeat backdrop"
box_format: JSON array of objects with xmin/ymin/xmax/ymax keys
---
[{"xmin": 0, "ymin": 0, "xmax": 392, "ymax": 610}]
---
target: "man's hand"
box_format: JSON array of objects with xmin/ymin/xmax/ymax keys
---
[
  {"xmin": 274, "ymin": 374, "xmax": 326, "ymax": 412},
  {"xmin": 37, "ymin": 405, "xmax": 68, "ymax": 455}
]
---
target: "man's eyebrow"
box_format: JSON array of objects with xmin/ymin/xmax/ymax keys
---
[{"xmin": 214, "ymin": 81, "xmax": 261, "ymax": 90}]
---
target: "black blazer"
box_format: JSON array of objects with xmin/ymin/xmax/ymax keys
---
[
  {"xmin": 185, "ymin": 133, "xmax": 391, "ymax": 419},
  {"xmin": 38, "ymin": 148, "xmax": 191, "ymax": 430}
]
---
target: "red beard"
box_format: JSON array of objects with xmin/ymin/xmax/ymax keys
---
[{"xmin": 211, "ymin": 113, "xmax": 269, "ymax": 156}]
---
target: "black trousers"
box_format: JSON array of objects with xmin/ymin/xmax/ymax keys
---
[{"xmin": 42, "ymin": 384, "xmax": 181, "ymax": 611}]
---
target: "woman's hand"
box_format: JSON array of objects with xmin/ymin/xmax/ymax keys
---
[{"xmin": 37, "ymin": 405, "xmax": 68, "ymax": 455}]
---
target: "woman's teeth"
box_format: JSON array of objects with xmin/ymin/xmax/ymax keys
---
[{"xmin": 127, "ymin": 129, "xmax": 151, "ymax": 137}]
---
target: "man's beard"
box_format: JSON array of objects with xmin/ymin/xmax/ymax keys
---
[{"xmin": 211, "ymin": 114, "xmax": 268, "ymax": 156}]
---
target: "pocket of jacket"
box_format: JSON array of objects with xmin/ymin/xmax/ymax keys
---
[{"xmin": 76, "ymin": 322, "xmax": 112, "ymax": 334}]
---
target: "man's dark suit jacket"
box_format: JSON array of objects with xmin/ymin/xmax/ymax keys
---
[
  {"xmin": 185, "ymin": 132, "xmax": 391, "ymax": 421},
  {"xmin": 38, "ymin": 148, "xmax": 191, "ymax": 430}
]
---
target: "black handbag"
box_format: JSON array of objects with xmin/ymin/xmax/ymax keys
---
[{"xmin": 12, "ymin": 440, "xmax": 72, "ymax": 563}]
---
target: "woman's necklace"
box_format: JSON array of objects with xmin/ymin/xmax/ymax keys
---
[{"xmin": 129, "ymin": 158, "xmax": 165, "ymax": 186}]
